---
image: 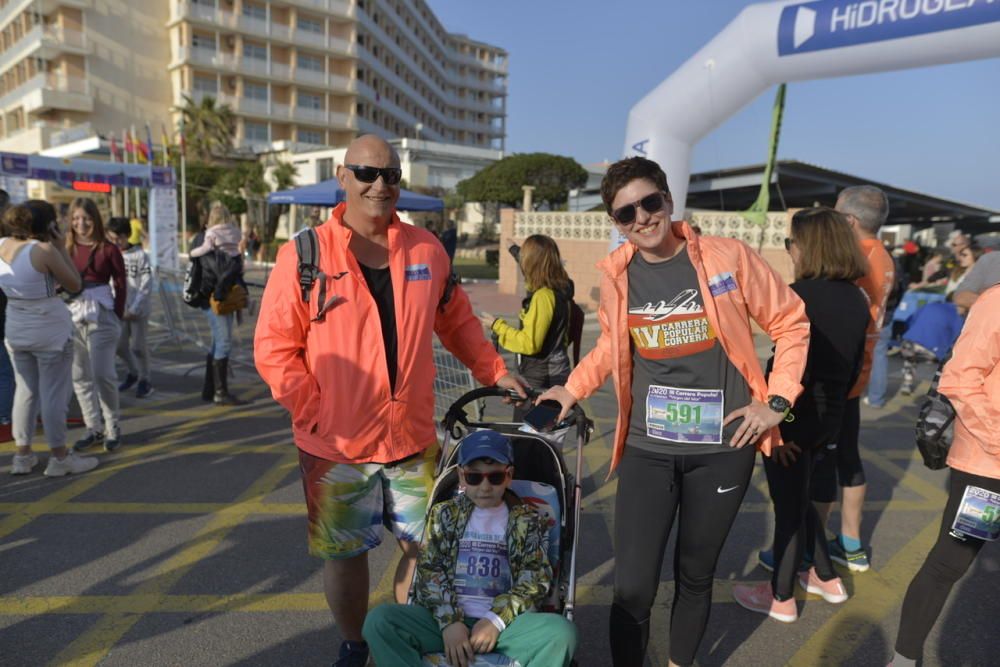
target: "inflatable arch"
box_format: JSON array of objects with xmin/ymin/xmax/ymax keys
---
[{"xmin": 623, "ymin": 0, "xmax": 1000, "ymax": 218}]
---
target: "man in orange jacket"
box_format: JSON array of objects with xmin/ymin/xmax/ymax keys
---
[{"xmin": 255, "ymin": 135, "xmax": 526, "ymax": 667}]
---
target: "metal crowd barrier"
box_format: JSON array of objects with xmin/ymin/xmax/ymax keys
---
[{"xmin": 151, "ymin": 265, "xmax": 478, "ymax": 418}]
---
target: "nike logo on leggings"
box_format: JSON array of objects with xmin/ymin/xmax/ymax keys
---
[{"xmin": 717, "ymin": 485, "xmax": 740, "ymax": 494}]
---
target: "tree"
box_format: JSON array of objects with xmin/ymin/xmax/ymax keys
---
[
  {"xmin": 179, "ymin": 95, "xmax": 236, "ymax": 163},
  {"xmin": 456, "ymin": 153, "xmax": 588, "ymax": 210},
  {"xmin": 264, "ymin": 161, "xmax": 298, "ymax": 243}
]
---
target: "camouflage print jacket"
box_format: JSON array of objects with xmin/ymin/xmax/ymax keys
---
[{"xmin": 412, "ymin": 491, "xmax": 552, "ymax": 630}]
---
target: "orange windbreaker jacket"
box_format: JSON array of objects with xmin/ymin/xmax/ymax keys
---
[
  {"xmin": 564, "ymin": 221, "xmax": 810, "ymax": 473},
  {"xmin": 941, "ymin": 284, "xmax": 1000, "ymax": 480},
  {"xmin": 254, "ymin": 204, "xmax": 508, "ymax": 464}
]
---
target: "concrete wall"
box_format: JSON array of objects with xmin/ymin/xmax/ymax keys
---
[{"xmin": 499, "ymin": 209, "xmax": 794, "ymax": 312}]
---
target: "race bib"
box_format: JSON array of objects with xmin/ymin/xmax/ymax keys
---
[
  {"xmin": 455, "ymin": 537, "xmax": 512, "ymax": 603},
  {"xmin": 646, "ymin": 385, "xmax": 724, "ymax": 445},
  {"xmin": 950, "ymin": 485, "xmax": 1000, "ymax": 541}
]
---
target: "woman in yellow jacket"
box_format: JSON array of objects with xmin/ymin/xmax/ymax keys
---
[
  {"xmin": 891, "ymin": 283, "xmax": 1000, "ymax": 667},
  {"xmin": 480, "ymin": 234, "xmax": 573, "ymax": 420}
]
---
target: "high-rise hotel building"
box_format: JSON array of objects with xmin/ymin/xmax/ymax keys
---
[{"xmin": 0, "ymin": 0, "xmax": 507, "ymax": 155}]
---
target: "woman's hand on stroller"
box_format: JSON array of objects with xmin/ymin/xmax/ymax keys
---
[
  {"xmin": 496, "ymin": 374, "xmax": 530, "ymax": 405},
  {"xmin": 443, "ymin": 622, "xmax": 475, "ymax": 667},
  {"xmin": 537, "ymin": 385, "xmax": 578, "ymax": 423},
  {"xmin": 470, "ymin": 618, "xmax": 500, "ymax": 654}
]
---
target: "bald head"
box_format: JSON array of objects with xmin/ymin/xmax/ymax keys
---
[{"xmin": 344, "ymin": 134, "xmax": 399, "ymax": 168}]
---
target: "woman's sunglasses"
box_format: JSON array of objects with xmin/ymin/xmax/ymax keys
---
[
  {"xmin": 784, "ymin": 237, "xmax": 796, "ymax": 251},
  {"xmin": 344, "ymin": 164, "xmax": 403, "ymax": 185},
  {"xmin": 612, "ymin": 193, "xmax": 667, "ymax": 226},
  {"xmin": 462, "ymin": 468, "xmax": 511, "ymax": 486}
]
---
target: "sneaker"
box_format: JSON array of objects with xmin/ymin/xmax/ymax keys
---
[
  {"xmin": 11, "ymin": 453, "xmax": 38, "ymax": 475},
  {"xmin": 899, "ymin": 384, "xmax": 914, "ymax": 396},
  {"xmin": 118, "ymin": 373, "xmax": 138, "ymax": 392},
  {"xmin": 72, "ymin": 430, "xmax": 104, "ymax": 452},
  {"xmin": 136, "ymin": 380, "xmax": 154, "ymax": 399},
  {"xmin": 798, "ymin": 567, "xmax": 849, "ymax": 603},
  {"xmin": 44, "ymin": 452, "xmax": 99, "ymax": 477},
  {"xmin": 104, "ymin": 427, "xmax": 122, "ymax": 452},
  {"xmin": 732, "ymin": 581, "xmax": 798, "ymax": 623},
  {"xmin": 829, "ymin": 536, "xmax": 870, "ymax": 572},
  {"xmin": 757, "ymin": 549, "xmax": 814, "ymax": 573},
  {"xmin": 862, "ymin": 396, "xmax": 885, "ymax": 409},
  {"xmin": 332, "ymin": 640, "xmax": 369, "ymax": 667}
]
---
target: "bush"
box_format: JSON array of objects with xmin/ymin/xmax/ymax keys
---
[{"xmin": 485, "ymin": 249, "xmax": 499, "ymax": 267}]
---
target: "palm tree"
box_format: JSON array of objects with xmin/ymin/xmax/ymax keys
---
[{"xmin": 179, "ymin": 94, "xmax": 236, "ymax": 163}]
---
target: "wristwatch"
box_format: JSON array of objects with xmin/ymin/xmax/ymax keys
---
[{"xmin": 767, "ymin": 395, "xmax": 792, "ymax": 418}]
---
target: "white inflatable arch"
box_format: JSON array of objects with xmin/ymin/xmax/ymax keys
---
[{"xmin": 623, "ymin": 0, "xmax": 1000, "ymax": 217}]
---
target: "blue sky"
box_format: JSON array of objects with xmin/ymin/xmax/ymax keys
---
[{"xmin": 429, "ymin": 0, "xmax": 1000, "ymax": 210}]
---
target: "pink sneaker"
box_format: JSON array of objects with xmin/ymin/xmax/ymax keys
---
[
  {"xmin": 798, "ymin": 567, "xmax": 848, "ymax": 603},
  {"xmin": 732, "ymin": 581, "xmax": 798, "ymax": 623}
]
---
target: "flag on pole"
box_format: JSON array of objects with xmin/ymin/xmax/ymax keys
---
[
  {"xmin": 124, "ymin": 129, "xmax": 134, "ymax": 157},
  {"xmin": 109, "ymin": 131, "xmax": 121, "ymax": 162},
  {"xmin": 740, "ymin": 83, "xmax": 786, "ymax": 230},
  {"xmin": 161, "ymin": 124, "xmax": 171, "ymax": 165},
  {"xmin": 145, "ymin": 124, "xmax": 155, "ymax": 165},
  {"xmin": 132, "ymin": 125, "xmax": 147, "ymax": 163}
]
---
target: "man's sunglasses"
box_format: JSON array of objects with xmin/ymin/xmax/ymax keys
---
[
  {"xmin": 612, "ymin": 192, "xmax": 667, "ymax": 226},
  {"xmin": 462, "ymin": 468, "xmax": 511, "ymax": 486},
  {"xmin": 344, "ymin": 164, "xmax": 402, "ymax": 185}
]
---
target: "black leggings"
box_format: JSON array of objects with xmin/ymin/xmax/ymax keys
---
[
  {"xmin": 811, "ymin": 397, "xmax": 865, "ymax": 502},
  {"xmin": 610, "ymin": 444, "xmax": 756, "ymax": 667},
  {"xmin": 895, "ymin": 468, "xmax": 1000, "ymax": 660},
  {"xmin": 763, "ymin": 447, "xmax": 837, "ymax": 599}
]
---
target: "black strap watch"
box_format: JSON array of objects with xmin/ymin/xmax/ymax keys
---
[{"xmin": 767, "ymin": 395, "xmax": 792, "ymax": 418}]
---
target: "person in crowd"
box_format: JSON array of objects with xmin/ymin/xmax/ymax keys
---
[
  {"xmin": 129, "ymin": 216, "xmax": 148, "ymax": 249},
  {"xmin": 362, "ymin": 429, "xmax": 577, "ymax": 667},
  {"xmin": 106, "ymin": 217, "xmax": 153, "ymax": 398},
  {"xmin": 0, "ymin": 189, "xmax": 13, "ymax": 436},
  {"xmin": 440, "ymin": 218, "xmax": 458, "ymax": 263},
  {"xmin": 946, "ymin": 229, "xmax": 970, "ymax": 260},
  {"xmin": 732, "ymin": 208, "xmax": 869, "ymax": 622},
  {"xmin": 812, "ymin": 185, "xmax": 895, "ymax": 574},
  {"xmin": 944, "ymin": 244, "xmax": 983, "ymax": 298},
  {"xmin": 952, "ymin": 248, "xmax": 1000, "ymax": 311},
  {"xmin": 898, "ymin": 300, "xmax": 965, "ymax": 396},
  {"xmin": 254, "ymin": 134, "xmax": 526, "ymax": 667},
  {"xmin": 889, "ymin": 284, "xmax": 1000, "ymax": 667},
  {"xmin": 190, "ymin": 202, "xmax": 246, "ymax": 406},
  {"xmin": 1, "ymin": 201, "xmax": 98, "ymax": 475},
  {"xmin": 68, "ymin": 197, "xmax": 126, "ymax": 453},
  {"xmin": 482, "ymin": 234, "xmax": 573, "ymax": 420},
  {"xmin": 538, "ymin": 156, "xmax": 810, "ymax": 667},
  {"xmin": 908, "ymin": 250, "xmax": 948, "ymax": 290}
]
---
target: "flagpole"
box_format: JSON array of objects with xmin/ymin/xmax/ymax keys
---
[
  {"xmin": 123, "ymin": 127, "xmax": 131, "ymax": 218},
  {"xmin": 109, "ymin": 131, "xmax": 120, "ymax": 217},
  {"xmin": 180, "ymin": 116, "xmax": 188, "ymax": 255},
  {"xmin": 132, "ymin": 124, "xmax": 141, "ymax": 218}
]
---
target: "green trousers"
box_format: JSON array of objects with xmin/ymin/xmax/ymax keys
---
[{"xmin": 363, "ymin": 603, "xmax": 577, "ymax": 667}]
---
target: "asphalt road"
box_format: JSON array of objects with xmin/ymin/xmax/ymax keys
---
[{"xmin": 1, "ymin": 309, "xmax": 997, "ymax": 666}]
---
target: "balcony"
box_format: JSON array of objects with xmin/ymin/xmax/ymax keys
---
[
  {"xmin": 285, "ymin": 0, "xmax": 355, "ymax": 19},
  {"xmin": 292, "ymin": 106, "xmax": 356, "ymax": 129},
  {"xmin": 175, "ymin": 45, "xmax": 237, "ymax": 70},
  {"xmin": 0, "ymin": 73, "xmax": 92, "ymax": 113},
  {"xmin": 294, "ymin": 68, "xmax": 355, "ymax": 93},
  {"xmin": 454, "ymin": 51, "xmax": 508, "ymax": 74},
  {"xmin": 0, "ymin": 24, "xmax": 90, "ymax": 76},
  {"xmin": 456, "ymin": 74, "xmax": 506, "ymax": 95}
]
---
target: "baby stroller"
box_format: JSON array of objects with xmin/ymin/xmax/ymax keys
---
[
  {"xmin": 899, "ymin": 301, "xmax": 963, "ymax": 395},
  {"xmin": 420, "ymin": 387, "xmax": 592, "ymax": 667}
]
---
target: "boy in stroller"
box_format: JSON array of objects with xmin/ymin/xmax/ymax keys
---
[{"xmin": 363, "ymin": 429, "xmax": 577, "ymax": 667}]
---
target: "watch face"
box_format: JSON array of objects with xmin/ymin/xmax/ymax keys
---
[{"xmin": 769, "ymin": 396, "xmax": 790, "ymax": 412}]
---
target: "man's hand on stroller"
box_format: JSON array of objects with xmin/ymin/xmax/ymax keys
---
[
  {"xmin": 443, "ymin": 622, "xmax": 475, "ymax": 667},
  {"xmin": 537, "ymin": 385, "xmax": 578, "ymax": 423},
  {"xmin": 496, "ymin": 373, "xmax": 530, "ymax": 405},
  {"xmin": 470, "ymin": 618, "xmax": 500, "ymax": 654}
]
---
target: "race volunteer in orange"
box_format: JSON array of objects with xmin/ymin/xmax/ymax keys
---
[
  {"xmin": 539, "ymin": 157, "xmax": 810, "ymax": 667},
  {"xmin": 812, "ymin": 185, "xmax": 895, "ymax": 574},
  {"xmin": 254, "ymin": 134, "xmax": 526, "ymax": 667}
]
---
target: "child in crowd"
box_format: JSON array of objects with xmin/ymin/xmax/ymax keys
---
[
  {"xmin": 107, "ymin": 217, "xmax": 153, "ymax": 398},
  {"xmin": 363, "ymin": 429, "xmax": 576, "ymax": 667}
]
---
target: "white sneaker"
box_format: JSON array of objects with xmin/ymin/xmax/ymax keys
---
[
  {"xmin": 44, "ymin": 452, "xmax": 99, "ymax": 477},
  {"xmin": 11, "ymin": 453, "xmax": 38, "ymax": 475}
]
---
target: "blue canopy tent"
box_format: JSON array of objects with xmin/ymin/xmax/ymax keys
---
[{"xmin": 267, "ymin": 177, "xmax": 444, "ymax": 211}]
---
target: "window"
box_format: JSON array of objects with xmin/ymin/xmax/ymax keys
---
[
  {"xmin": 242, "ymin": 3, "xmax": 266, "ymax": 20},
  {"xmin": 244, "ymin": 81, "xmax": 268, "ymax": 101},
  {"xmin": 298, "ymin": 128, "xmax": 324, "ymax": 145},
  {"xmin": 245, "ymin": 122, "xmax": 268, "ymax": 142},
  {"xmin": 318, "ymin": 157, "xmax": 334, "ymax": 180},
  {"xmin": 192, "ymin": 33, "xmax": 214, "ymax": 50},
  {"xmin": 243, "ymin": 42, "xmax": 267, "ymax": 61},
  {"xmin": 298, "ymin": 15, "xmax": 323, "ymax": 34},
  {"xmin": 297, "ymin": 91, "xmax": 323, "ymax": 109},
  {"xmin": 193, "ymin": 76, "xmax": 217, "ymax": 94},
  {"xmin": 298, "ymin": 52, "xmax": 323, "ymax": 72}
]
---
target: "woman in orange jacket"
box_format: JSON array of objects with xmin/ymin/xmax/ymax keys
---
[
  {"xmin": 891, "ymin": 284, "xmax": 1000, "ymax": 667},
  {"xmin": 540, "ymin": 157, "xmax": 810, "ymax": 667}
]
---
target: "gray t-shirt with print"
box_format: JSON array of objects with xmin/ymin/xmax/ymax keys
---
[{"xmin": 627, "ymin": 248, "xmax": 751, "ymax": 454}]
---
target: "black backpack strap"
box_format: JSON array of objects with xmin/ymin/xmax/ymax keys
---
[
  {"xmin": 438, "ymin": 271, "xmax": 459, "ymax": 312},
  {"xmin": 294, "ymin": 228, "xmax": 320, "ymax": 304}
]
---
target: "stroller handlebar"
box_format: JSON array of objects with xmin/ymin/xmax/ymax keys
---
[{"xmin": 442, "ymin": 386, "xmax": 591, "ymax": 440}]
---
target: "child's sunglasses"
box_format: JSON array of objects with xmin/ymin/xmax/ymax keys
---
[
  {"xmin": 344, "ymin": 164, "xmax": 403, "ymax": 185},
  {"xmin": 462, "ymin": 469, "xmax": 511, "ymax": 486},
  {"xmin": 612, "ymin": 192, "xmax": 667, "ymax": 226}
]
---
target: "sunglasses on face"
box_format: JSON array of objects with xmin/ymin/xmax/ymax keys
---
[
  {"xmin": 612, "ymin": 192, "xmax": 667, "ymax": 226},
  {"xmin": 462, "ymin": 468, "xmax": 510, "ymax": 486},
  {"xmin": 344, "ymin": 164, "xmax": 402, "ymax": 185},
  {"xmin": 784, "ymin": 237, "xmax": 796, "ymax": 251}
]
